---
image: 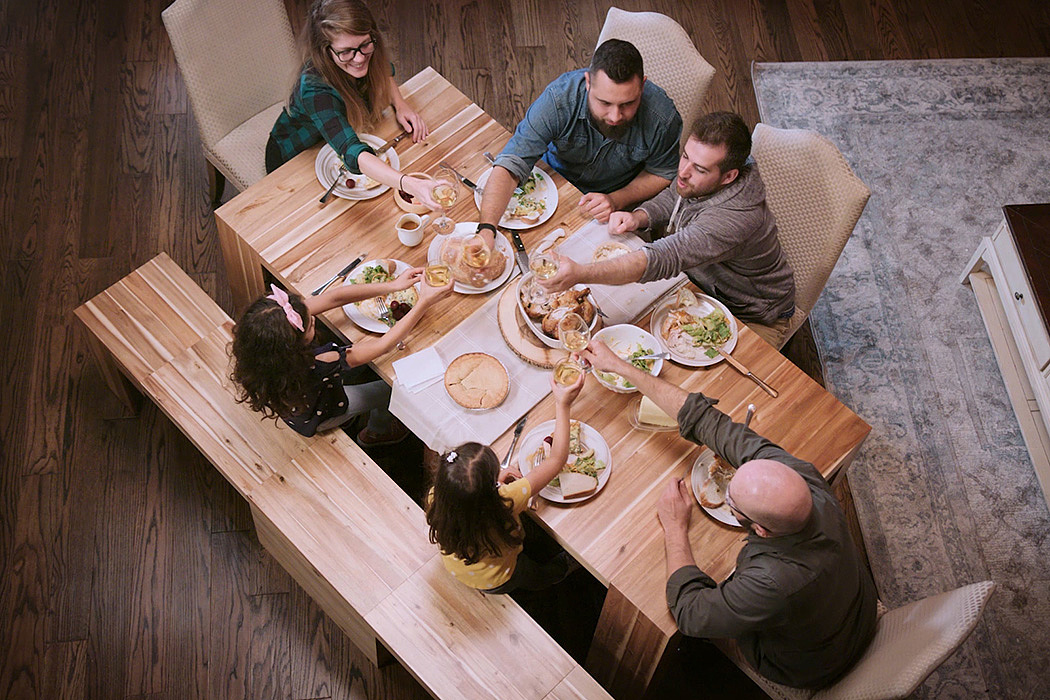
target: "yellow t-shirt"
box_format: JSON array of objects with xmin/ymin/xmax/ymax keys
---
[{"xmin": 439, "ymin": 479, "xmax": 532, "ymax": 590}]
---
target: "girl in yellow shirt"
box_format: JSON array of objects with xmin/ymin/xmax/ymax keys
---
[{"xmin": 426, "ymin": 374, "xmax": 584, "ymax": 593}]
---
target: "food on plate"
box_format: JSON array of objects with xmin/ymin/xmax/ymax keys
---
[
  {"xmin": 659, "ymin": 288, "xmax": 732, "ymax": 360},
  {"xmin": 526, "ymin": 421, "xmax": 606, "ymax": 499},
  {"xmin": 637, "ymin": 396, "xmax": 677, "ymax": 428},
  {"xmin": 339, "ymin": 150, "xmax": 388, "ymax": 190},
  {"xmin": 519, "ymin": 282, "xmax": 595, "ymax": 340},
  {"xmin": 503, "ymin": 171, "xmax": 547, "ymax": 223},
  {"xmin": 438, "ymin": 235, "xmax": 508, "ymax": 288},
  {"xmin": 592, "ymin": 241, "xmax": 631, "ymax": 262},
  {"xmin": 595, "ymin": 343, "xmax": 656, "ymax": 390},
  {"xmin": 350, "ymin": 260, "xmax": 417, "ymax": 325},
  {"xmin": 700, "ymin": 453, "xmax": 736, "ymax": 509},
  {"xmin": 443, "ymin": 353, "xmax": 509, "ymax": 409}
]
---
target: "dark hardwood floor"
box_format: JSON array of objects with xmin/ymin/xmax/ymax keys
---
[{"xmin": 2, "ymin": 1, "xmax": 1048, "ymax": 698}]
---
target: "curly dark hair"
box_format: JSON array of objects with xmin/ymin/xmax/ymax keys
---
[
  {"xmin": 426, "ymin": 443, "xmax": 523, "ymax": 565},
  {"xmin": 229, "ymin": 292, "xmax": 314, "ymax": 419}
]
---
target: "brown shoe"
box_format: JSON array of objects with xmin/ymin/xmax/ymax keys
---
[{"xmin": 357, "ymin": 419, "xmax": 410, "ymax": 447}]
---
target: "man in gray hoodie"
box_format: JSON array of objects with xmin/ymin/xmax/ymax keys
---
[{"xmin": 542, "ymin": 112, "xmax": 795, "ymax": 347}]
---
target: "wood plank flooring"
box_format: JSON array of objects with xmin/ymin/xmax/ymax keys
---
[{"xmin": 1, "ymin": 1, "xmax": 1048, "ymax": 698}]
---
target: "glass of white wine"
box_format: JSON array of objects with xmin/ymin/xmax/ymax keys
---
[
  {"xmin": 431, "ymin": 166, "xmax": 461, "ymax": 236},
  {"xmin": 462, "ymin": 233, "xmax": 491, "ymax": 268},
  {"xmin": 424, "ymin": 261, "xmax": 452, "ymax": 286},
  {"xmin": 557, "ymin": 312, "xmax": 590, "ymax": 352},
  {"xmin": 553, "ymin": 355, "xmax": 585, "ymax": 386},
  {"xmin": 529, "ymin": 250, "xmax": 558, "ymax": 280}
]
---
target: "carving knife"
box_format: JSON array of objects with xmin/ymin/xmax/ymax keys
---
[{"xmin": 509, "ymin": 229, "xmax": 530, "ymax": 275}]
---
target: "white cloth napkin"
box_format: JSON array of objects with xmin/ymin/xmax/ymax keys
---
[{"xmin": 391, "ymin": 346, "xmax": 445, "ymax": 392}]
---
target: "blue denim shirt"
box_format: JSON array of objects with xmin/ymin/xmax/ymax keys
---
[{"xmin": 495, "ymin": 69, "xmax": 682, "ymax": 194}]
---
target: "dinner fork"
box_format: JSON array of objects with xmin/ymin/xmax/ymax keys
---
[
  {"xmin": 634, "ymin": 351, "xmax": 670, "ymax": 361},
  {"xmin": 375, "ymin": 297, "xmax": 407, "ymax": 350}
]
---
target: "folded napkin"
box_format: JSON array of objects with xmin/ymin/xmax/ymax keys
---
[{"xmin": 391, "ymin": 346, "xmax": 445, "ymax": 392}]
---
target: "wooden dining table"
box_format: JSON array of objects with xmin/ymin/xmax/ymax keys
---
[{"xmin": 215, "ymin": 67, "xmax": 871, "ymax": 699}]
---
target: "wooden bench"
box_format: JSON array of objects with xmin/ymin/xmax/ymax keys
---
[{"xmin": 75, "ymin": 253, "xmax": 612, "ymax": 700}]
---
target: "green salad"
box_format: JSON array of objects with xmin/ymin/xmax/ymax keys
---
[
  {"xmin": 597, "ymin": 344, "xmax": 655, "ymax": 389},
  {"xmin": 550, "ymin": 453, "xmax": 605, "ymax": 489},
  {"xmin": 682, "ymin": 310, "xmax": 731, "ymax": 358}
]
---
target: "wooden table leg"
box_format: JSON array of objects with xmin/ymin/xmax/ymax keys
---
[
  {"xmin": 82, "ymin": 331, "xmax": 143, "ymax": 416},
  {"xmin": 586, "ymin": 585, "xmax": 672, "ymax": 699},
  {"xmin": 215, "ymin": 213, "xmax": 265, "ymax": 315}
]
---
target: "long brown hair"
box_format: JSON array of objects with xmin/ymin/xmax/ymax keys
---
[
  {"xmin": 229, "ymin": 292, "xmax": 315, "ymax": 420},
  {"xmin": 426, "ymin": 443, "xmax": 524, "ymax": 565},
  {"xmin": 302, "ymin": 0, "xmax": 394, "ymax": 129}
]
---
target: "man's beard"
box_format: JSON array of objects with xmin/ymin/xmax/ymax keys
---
[{"xmin": 590, "ymin": 110, "xmax": 632, "ymax": 140}]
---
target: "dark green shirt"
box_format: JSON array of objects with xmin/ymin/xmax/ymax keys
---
[{"xmin": 667, "ymin": 393, "xmax": 878, "ymax": 689}]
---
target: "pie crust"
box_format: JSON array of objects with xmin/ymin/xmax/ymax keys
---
[{"xmin": 444, "ymin": 353, "xmax": 510, "ymax": 409}]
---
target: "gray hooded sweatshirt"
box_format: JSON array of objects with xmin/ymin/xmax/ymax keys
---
[{"xmin": 636, "ymin": 163, "xmax": 795, "ymax": 325}]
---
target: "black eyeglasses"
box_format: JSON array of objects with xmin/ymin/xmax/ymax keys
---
[
  {"xmin": 725, "ymin": 484, "xmax": 768, "ymax": 532},
  {"xmin": 329, "ymin": 37, "xmax": 376, "ymax": 63}
]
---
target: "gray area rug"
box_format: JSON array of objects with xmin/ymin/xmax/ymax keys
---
[{"xmin": 753, "ymin": 59, "xmax": 1050, "ymax": 698}]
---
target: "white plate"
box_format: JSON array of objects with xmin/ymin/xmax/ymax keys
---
[
  {"xmin": 591, "ymin": 325, "xmax": 664, "ymax": 393},
  {"xmin": 650, "ymin": 291, "xmax": 738, "ymax": 367},
  {"xmin": 426, "ymin": 222, "xmax": 514, "ymax": 294},
  {"xmin": 689, "ymin": 448, "xmax": 741, "ymax": 528},
  {"xmin": 517, "ymin": 420, "xmax": 612, "ymax": 504},
  {"xmin": 473, "ymin": 166, "xmax": 559, "ymax": 230},
  {"xmin": 515, "ymin": 273, "xmax": 600, "ymax": 349},
  {"xmin": 340, "ymin": 259, "xmax": 418, "ymax": 333},
  {"xmin": 314, "ymin": 135, "xmax": 400, "ymax": 201}
]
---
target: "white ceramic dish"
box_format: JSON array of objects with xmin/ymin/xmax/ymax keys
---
[
  {"xmin": 591, "ymin": 325, "xmax": 664, "ymax": 393},
  {"xmin": 340, "ymin": 259, "xmax": 417, "ymax": 334},
  {"xmin": 473, "ymin": 166, "xmax": 558, "ymax": 230},
  {"xmin": 426, "ymin": 222, "xmax": 514, "ymax": 294},
  {"xmin": 650, "ymin": 290, "xmax": 738, "ymax": 367},
  {"xmin": 314, "ymin": 135, "xmax": 400, "ymax": 201},
  {"xmin": 517, "ymin": 420, "xmax": 612, "ymax": 504},
  {"xmin": 689, "ymin": 447, "xmax": 741, "ymax": 528},
  {"xmin": 515, "ymin": 273, "xmax": 600, "ymax": 349}
]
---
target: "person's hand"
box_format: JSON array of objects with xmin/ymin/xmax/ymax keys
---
[
  {"xmin": 417, "ymin": 277, "xmax": 455, "ymax": 306},
  {"xmin": 550, "ymin": 370, "xmax": 585, "ymax": 406},
  {"xmin": 537, "ymin": 253, "xmax": 582, "ymax": 293},
  {"xmin": 395, "ymin": 106, "xmax": 428, "ymax": 142},
  {"xmin": 608, "ymin": 211, "xmax": 639, "ymax": 236},
  {"xmin": 657, "ymin": 477, "xmax": 693, "ymax": 532},
  {"xmin": 402, "ymin": 175, "xmax": 440, "ymax": 210},
  {"xmin": 579, "ymin": 340, "xmax": 629, "ymax": 375},
  {"xmin": 579, "ymin": 192, "xmax": 615, "ymax": 223},
  {"xmin": 498, "ymin": 465, "xmax": 523, "ymax": 484},
  {"xmin": 394, "ymin": 267, "xmax": 423, "ymax": 290}
]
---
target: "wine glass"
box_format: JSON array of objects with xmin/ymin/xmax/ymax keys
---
[
  {"xmin": 430, "ymin": 166, "xmax": 461, "ymax": 236},
  {"xmin": 553, "ymin": 355, "xmax": 585, "ymax": 386},
  {"xmin": 462, "ymin": 233, "xmax": 491, "ymax": 268},
  {"xmin": 529, "ymin": 249, "xmax": 559, "ymax": 280},
  {"xmin": 424, "ymin": 261, "xmax": 452, "ymax": 286},
  {"xmin": 557, "ymin": 312, "xmax": 590, "ymax": 352}
]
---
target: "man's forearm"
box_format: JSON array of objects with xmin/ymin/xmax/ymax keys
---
[
  {"xmin": 664, "ymin": 526, "xmax": 696, "ymax": 580},
  {"xmin": 609, "ymin": 171, "xmax": 673, "ymax": 212},
  {"xmin": 478, "ymin": 166, "xmax": 518, "ymax": 243},
  {"xmin": 576, "ymin": 250, "xmax": 647, "ymax": 286},
  {"xmin": 622, "ymin": 365, "xmax": 688, "ymax": 420}
]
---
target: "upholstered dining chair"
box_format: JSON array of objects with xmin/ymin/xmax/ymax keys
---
[
  {"xmin": 720, "ymin": 580, "xmax": 996, "ymax": 700},
  {"xmin": 162, "ymin": 0, "xmax": 300, "ymax": 207},
  {"xmin": 596, "ymin": 7, "xmax": 715, "ymax": 134},
  {"xmin": 749, "ymin": 123, "xmax": 871, "ymax": 348}
]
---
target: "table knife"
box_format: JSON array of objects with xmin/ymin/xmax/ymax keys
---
[
  {"xmin": 509, "ymin": 229, "xmax": 530, "ymax": 275},
  {"xmin": 311, "ymin": 253, "xmax": 367, "ymax": 296},
  {"xmin": 500, "ymin": 415, "xmax": 527, "ymax": 469},
  {"xmin": 716, "ymin": 348, "xmax": 779, "ymax": 398},
  {"xmin": 378, "ymin": 130, "xmax": 409, "ymax": 153},
  {"xmin": 439, "ymin": 161, "xmax": 480, "ymax": 192}
]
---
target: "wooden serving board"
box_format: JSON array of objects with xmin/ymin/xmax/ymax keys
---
[{"xmin": 496, "ymin": 279, "xmax": 565, "ymax": 368}]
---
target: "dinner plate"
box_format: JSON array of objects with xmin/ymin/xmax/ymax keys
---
[
  {"xmin": 340, "ymin": 259, "xmax": 418, "ymax": 333},
  {"xmin": 473, "ymin": 166, "xmax": 559, "ymax": 230},
  {"xmin": 515, "ymin": 273, "xmax": 600, "ymax": 349},
  {"xmin": 517, "ymin": 420, "xmax": 612, "ymax": 504},
  {"xmin": 689, "ymin": 447, "xmax": 741, "ymax": 528},
  {"xmin": 650, "ymin": 290, "xmax": 739, "ymax": 367},
  {"xmin": 591, "ymin": 325, "xmax": 664, "ymax": 393},
  {"xmin": 426, "ymin": 222, "xmax": 515, "ymax": 294},
  {"xmin": 314, "ymin": 135, "xmax": 400, "ymax": 201}
]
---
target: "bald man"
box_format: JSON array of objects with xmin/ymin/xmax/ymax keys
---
[{"xmin": 580, "ymin": 341, "xmax": 878, "ymax": 689}]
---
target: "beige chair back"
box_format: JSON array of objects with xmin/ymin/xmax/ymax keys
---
[
  {"xmin": 162, "ymin": 0, "xmax": 300, "ymax": 191},
  {"xmin": 750, "ymin": 124, "xmax": 871, "ymax": 347},
  {"xmin": 726, "ymin": 580, "xmax": 995, "ymax": 700},
  {"xmin": 596, "ymin": 7, "xmax": 715, "ymax": 133}
]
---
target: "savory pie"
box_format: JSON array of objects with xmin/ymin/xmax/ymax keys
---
[{"xmin": 444, "ymin": 353, "xmax": 509, "ymax": 409}]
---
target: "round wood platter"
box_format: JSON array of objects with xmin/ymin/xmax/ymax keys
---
[{"xmin": 498, "ymin": 279, "xmax": 600, "ymax": 368}]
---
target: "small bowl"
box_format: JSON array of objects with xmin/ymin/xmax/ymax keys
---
[
  {"xmin": 394, "ymin": 171, "xmax": 432, "ymax": 215},
  {"xmin": 591, "ymin": 325, "xmax": 664, "ymax": 393},
  {"xmin": 516, "ymin": 273, "xmax": 600, "ymax": 349}
]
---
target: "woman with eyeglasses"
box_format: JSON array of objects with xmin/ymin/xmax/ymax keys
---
[{"xmin": 266, "ymin": 0, "xmax": 437, "ymax": 207}]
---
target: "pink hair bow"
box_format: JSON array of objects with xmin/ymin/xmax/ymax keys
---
[{"xmin": 266, "ymin": 284, "xmax": 305, "ymax": 332}]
